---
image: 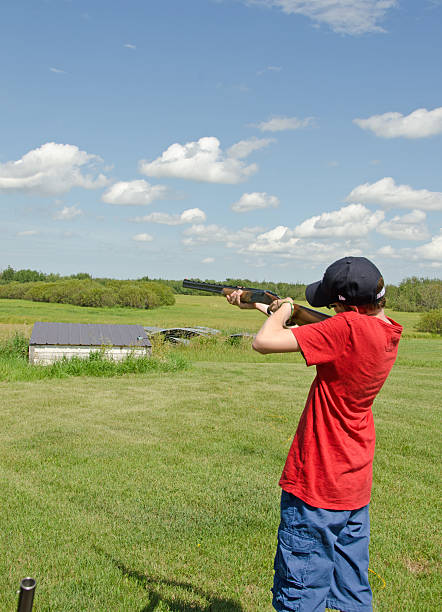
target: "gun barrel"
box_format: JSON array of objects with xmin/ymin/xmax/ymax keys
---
[
  {"xmin": 183, "ymin": 279, "xmax": 230, "ymax": 294},
  {"xmin": 183, "ymin": 280, "xmax": 280, "ymax": 305},
  {"xmin": 17, "ymin": 578, "xmax": 36, "ymax": 612},
  {"xmin": 182, "ymin": 279, "xmax": 331, "ymax": 322}
]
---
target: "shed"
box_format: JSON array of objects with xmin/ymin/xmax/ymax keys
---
[{"xmin": 29, "ymin": 322, "xmax": 152, "ymax": 365}]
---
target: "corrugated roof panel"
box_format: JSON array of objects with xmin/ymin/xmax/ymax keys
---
[{"xmin": 30, "ymin": 322, "xmax": 151, "ymax": 347}]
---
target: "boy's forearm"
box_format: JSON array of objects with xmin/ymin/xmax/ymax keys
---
[
  {"xmin": 252, "ymin": 303, "xmax": 300, "ymax": 354},
  {"xmin": 254, "ymin": 302, "xmax": 270, "ymax": 316}
]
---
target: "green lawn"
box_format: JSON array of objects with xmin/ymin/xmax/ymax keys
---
[
  {"xmin": 0, "ymin": 295, "xmax": 430, "ymax": 336},
  {"xmin": 0, "ymin": 298, "xmax": 440, "ymax": 611}
]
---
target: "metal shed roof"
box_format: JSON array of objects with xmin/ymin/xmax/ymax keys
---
[{"xmin": 30, "ymin": 322, "xmax": 151, "ymax": 347}]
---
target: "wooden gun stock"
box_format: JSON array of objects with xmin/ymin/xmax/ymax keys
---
[
  {"xmin": 288, "ymin": 303, "xmax": 330, "ymax": 327},
  {"xmin": 183, "ymin": 279, "xmax": 331, "ymax": 326}
]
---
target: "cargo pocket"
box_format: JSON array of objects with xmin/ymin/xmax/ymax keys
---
[
  {"xmin": 272, "ymin": 573, "xmax": 301, "ymax": 611},
  {"xmin": 274, "ymin": 528, "xmax": 315, "ymax": 588}
]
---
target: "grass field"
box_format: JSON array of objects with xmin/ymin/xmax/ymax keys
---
[{"xmin": 0, "ymin": 297, "xmax": 440, "ymax": 611}]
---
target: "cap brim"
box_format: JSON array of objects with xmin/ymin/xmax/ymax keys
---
[{"xmin": 305, "ymin": 280, "xmax": 332, "ymax": 307}]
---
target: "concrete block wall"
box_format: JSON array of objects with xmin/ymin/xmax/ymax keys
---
[{"xmin": 29, "ymin": 345, "xmax": 151, "ymax": 365}]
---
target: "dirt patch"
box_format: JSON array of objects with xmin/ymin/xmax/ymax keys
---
[{"xmin": 403, "ymin": 557, "xmax": 431, "ymax": 575}]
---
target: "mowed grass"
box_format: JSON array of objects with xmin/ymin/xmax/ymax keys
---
[
  {"xmin": 0, "ymin": 297, "xmax": 440, "ymax": 611},
  {"xmin": 0, "ymin": 295, "xmax": 432, "ymax": 337}
]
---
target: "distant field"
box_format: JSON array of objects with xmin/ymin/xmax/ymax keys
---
[
  {"xmin": 0, "ymin": 294, "xmax": 432, "ymax": 336},
  {"xmin": 0, "ymin": 297, "xmax": 440, "ymax": 611}
]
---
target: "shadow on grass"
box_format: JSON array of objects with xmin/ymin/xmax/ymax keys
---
[{"xmin": 102, "ymin": 552, "xmax": 244, "ymax": 611}]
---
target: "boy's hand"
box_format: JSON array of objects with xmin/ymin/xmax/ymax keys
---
[
  {"xmin": 226, "ymin": 289, "xmax": 256, "ymax": 309},
  {"xmin": 267, "ymin": 297, "xmax": 294, "ymax": 314}
]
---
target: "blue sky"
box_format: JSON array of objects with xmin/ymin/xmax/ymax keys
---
[{"xmin": 1, "ymin": 0, "xmax": 441, "ymax": 284}]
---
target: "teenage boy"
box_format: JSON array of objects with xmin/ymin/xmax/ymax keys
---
[{"xmin": 226, "ymin": 256, "xmax": 402, "ymax": 612}]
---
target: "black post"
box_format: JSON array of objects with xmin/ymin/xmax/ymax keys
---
[{"xmin": 17, "ymin": 577, "xmax": 36, "ymax": 612}]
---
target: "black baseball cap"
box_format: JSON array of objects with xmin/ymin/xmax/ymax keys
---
[{"xmin": 305, "ymin": 256, "xmax": 385, "ymax": 307}]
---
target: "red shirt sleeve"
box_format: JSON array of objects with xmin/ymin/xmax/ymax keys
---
[{"xmin": 292, "ymin": 313, "xmax": 352, "ymax": 366}]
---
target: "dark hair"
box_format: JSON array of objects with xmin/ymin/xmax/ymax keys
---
[{"xmin": 376, "ymin": 277, "xmax": 386, "ymax": 308}]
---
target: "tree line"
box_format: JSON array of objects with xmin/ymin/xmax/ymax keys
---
[
  {"xmin": 0, "ymin": 267, "xmax": 174, "ymax": 309},
  {"xmin": 0, "ymin": 266, "xmax": 441, "ymax": 312}
]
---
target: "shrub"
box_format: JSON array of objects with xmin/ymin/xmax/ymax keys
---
[
  {"xmin": 67, "ymin": 282, "xmax": 115, "ymax": 307},
  {"xmin": 145, "ymin": 281, "xmax": 175, "ymax": 306},
  {"xmin": 0, "ymin": 332, "xmax": 29, "ymax": 359},
  {"xmin": 0, "ymin": 278, "xmax": 175, "ymax": 310},
  {"xmin": 387, "ymin": 277, "xmax": 442, "ymax": 312},
  {"xmin": 117, "ymin": 285, "xmax": 148, "ymax": 309},
  {"xmin": 0, "ymin": 282, "xmax": 35, "ymax": 299},
  {"xmin": 415, "ymin": 310, "xmax": 442, "ymax": 335}
]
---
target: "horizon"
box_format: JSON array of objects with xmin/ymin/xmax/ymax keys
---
[{"xmin": 1, "ymin": 263, "xmax": 440, "ymax": 288}]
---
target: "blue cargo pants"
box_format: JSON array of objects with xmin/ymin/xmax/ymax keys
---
[{"xmin": 272, "ymin": 490, "xmax": 373, "ymax": 612}]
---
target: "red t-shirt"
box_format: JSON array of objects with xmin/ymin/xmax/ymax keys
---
[{"xmin": 279, "ymin": 311, "xmax": 402, "ymax": 510}]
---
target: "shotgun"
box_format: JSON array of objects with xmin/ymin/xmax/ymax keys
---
[{"xmin": 182, "ymin": 279, "xmax": 331, "ymax": 326}]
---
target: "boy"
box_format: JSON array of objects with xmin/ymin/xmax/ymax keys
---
[{"xmin": 226, "ymin": 256, "xmax": 402, "ymax": 612}]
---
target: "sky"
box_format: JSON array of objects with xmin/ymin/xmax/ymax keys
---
[{"xmin": 1, "ymin": 0, "xmax": 442, "ymax": 285}]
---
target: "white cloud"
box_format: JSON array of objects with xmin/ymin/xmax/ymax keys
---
[
  {"xmin": 255, "ymin": 116, "xmax": 315, "ymax": 132},
  {"xmin": 53, "ymin": 205, "xmax": 83, "ymax": 220},
  {"xmin": 227, "ymin": 137, "xmax": 274, "ymax": 159},
  {"xmin": 133, "ymin": 233, "xmax": 153, "ymax": 242},
  {"xmin": 132, "ymin": 208, "xmax": 206, "ymax": 225},
  {"xmin": 202, "ymin": 257, "xmax": 215, "ymax": 264},
  {"xmin": 102, "ymin": 180, "xmax": 168, "ymax": 206},
  {"xmin": 354, "ymin": 107, "xmax": 442, "ymax": 138},
  {"xmin": 246, "ymin": 0, "xmax": 398, "ymax": 35},
  {"xmin": 139, "ymin": 137, "xmax": 258, "ymax": 184},
  {"xmin": 245, "ymin": 232, "xmax": 363, "ymax": 262},
  {"xmin": 247, "ymin": 225, "xmax": 299, "ymax": 252},
  {"xmin": 124, "ymin": 44, "xmax": 136, "ymax": 49},
  {"xmin": 257, "ymin": 65, "xmax": 282, "ymax": 75},
  {"xmin": 377, "ymin": 210, "xmax": 430, "ymax": 241},
  {"xmin": 0, "ymin": 142, "xmax": 108, "ymax": 196},
  {"xmin": 378, "ymin": 245, "xmax": 399, "ymax": 258},
  {"xmin": 180, "ymin": 208, "xmax": 206, "ymax": 224},
  {"xmin": 17, "ymin": 230, "xmax": 39, "ymax": 236},
  {"xmin": 180, "ymin": 212, "xmax": 381, "ymax": 266},
  {"xmin": 239, "ymin": 204, "xmax": 382, "ymax": 261},
  {"xmin": 50, "ymin": 67, "xmax": 66, "ymax": 74},
  {"xmin": 379, "ymin": 235, "xmax": 442, "ymax": 265},
  {"xmin": 258, "ymin": 225, "xmax": 289, "ymax": 242},
  {"xmin": 292, "ymin": 204, "xmax": 384, "ymax": 238},
  {"xmin": 180, "ymin": 207, "xmax": 375, "ymax": 264},
  {"xmin": 414, "ymin": 232, "xmax": 442, "ymax": 261},
  {"xmin": 182, "ymin": 224, "xmax": 264, "ymax": 248},
  {"xmin": 346, "ymin": 177, "xmax": 442, "ymax": 211},
  {"xmin": 232, "ymin": 192, "xmax": 279, "ymax": 212}
]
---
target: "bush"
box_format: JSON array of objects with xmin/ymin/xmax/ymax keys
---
[
  {"xmin": 0, "ymin": 278, "xmax": 175, "ymax": 310},
  {"xmin": 387, "ymin": 277, "xmax": 442, "ymax": 312},
  {"xmin": 0, "ymin": 332, "xmax": 29, "ymax": 359},
  {"xmin": 415, "ymin": 310, "xmax": 442, "ymax": 335},
  {"xmin": 0, "ymin": 282, "xmax": 35, "ymax": 299},
  {"xmin": 117, "ymin": 285, "xmax": 148, "ymax": 309}
]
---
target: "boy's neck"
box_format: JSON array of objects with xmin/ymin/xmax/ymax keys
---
[{"xmin": 339, "ymin": 304, "xmax": 392, "ymax": 324}]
